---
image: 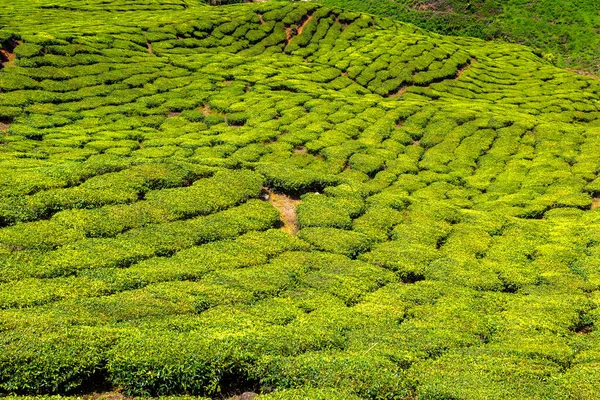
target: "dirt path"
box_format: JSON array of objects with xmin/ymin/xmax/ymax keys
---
[
  {"xmin": 389, "ymin": 86, "xmax": 407, "ymax": 98},
  {"xmin": 296, "ymin": 15, "xmax": 313, "ymax": 36},
  {"xmin": 567, "ymin": 68, "xmax": 600, "ymax": 79},
  {"xmin": 262, "ymin": 187, "xmax": 301, "ymax": 235},
  {"xmin": 456, "ymin": 58, "xmax": 477, "ymax": 79},
  {"xmin": 285, "ymin": 14, "xmax": 313, "ymax": 46},
  {"xmin": 143, "ymin": 33, "xmax": 153, "ymax": 55},
  {"xmin": 201, "ymin": 104, "xmax": 212, "ymax": 116}
]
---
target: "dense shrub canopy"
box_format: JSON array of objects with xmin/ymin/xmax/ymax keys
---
[
  {"xmin": 316, "ymin": 0, "xmax": 600, "ymax": 74},
  {"xmin": 0, "ymin": 0, "xmax": 599, "ymax": 399}
]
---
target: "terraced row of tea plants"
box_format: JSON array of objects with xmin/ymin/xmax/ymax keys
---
[
  {"xmin": 316, "ymin": 0, "xmax": 600, "ymax": 74},
  {"xmin": 0, "ymin": 0, "xmax": 600, "ymax": 399}
]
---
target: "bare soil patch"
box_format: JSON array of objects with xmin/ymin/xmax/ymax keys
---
[
  {"xmin": 293, "ymin": 146, "xmax": 308, "ymax": 155},
  {"xmin": 167, "ymin": 111, "xmax": 181, "ymax": 117},
  {"xmin": 296, "ymin": 15, "xmax": 313, "ymax": 36},
  {"xmin": 262, "ymin": 187, "xmax": 302, "ymax": 235},
  {"xmin": 201, "ymin": 104, "xmax": 213, "ymax": 116},
  {"xmin": 576, "ymin": 324, "xmax": 593, "ymax": 334},
  {"xmin": 229, "ymin": 392, "xmax": 258, "ymax": 400},
  {"xmin": 285, "ymin": 14, "xmax": 313, "ymax": 46},
  {"xmin": 567, "ymin": 68, "xmax": 600, "ymax": 79},
  {"xmin": 456, "ymin": 58, "xmax": 477, "ymax": 79},
  {"xmin": 592, "ymin": 198, "xmax": 600, "ymax": 209},
  {"xmin": 285, "ymin": 27, "xmax": 295, "ymax": 46},
  {"xmin": 83, "ymin": 393, "xmax": 132, "ymax": 400},
  {"xmin": 0, "ymin": 50, "xmax": 16, "ymax": 68},
  {"xmin": 0, "ymin": 39, "xmax": 19, "ymax": 68},
  {"xmin": 389, "ymin": 86, "xmax": 407, "ymax": 98}
]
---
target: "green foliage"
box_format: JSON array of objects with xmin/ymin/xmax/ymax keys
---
[
  {"xmin": 0, "ymin": 328, "xmax": 116, "ymax": 394},
  {"xmin": 0, "ymin": 0, "xmax": 599, "ymax": 399},
  {"xmin": 316, "ymin": 0, "xmax": 600, "ymax": 74},
  {"xmin": 298, "ymin": 227, "xmax": 373, "ymax": 258}
]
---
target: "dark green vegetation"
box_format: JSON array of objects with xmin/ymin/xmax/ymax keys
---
[
  {"xmin": 316, "ymin": 0, "xmax": 600, "ymax": 74},
  {"xmin": 1, "ymin": 0, "xmax": 600, "ymax": 398}
]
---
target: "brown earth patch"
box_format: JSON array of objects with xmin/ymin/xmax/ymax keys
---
[
  {"xmin": 576, "ymin": 324, "xmax": 593, "ymax": 334},
  {"xmin": 229, "ymin": 392, "xmax": 258, "ymax": 400},
  {"xmin": 142, "ymin": 32, "xmax": 153, "ymax": 55},
  {"xmin": 285, "ymin": 27, "xmax": 295, "ymax": 46},
  {"xmin": 0, "ymin": 50, "xmax": 16, "ymax": 68},
  {"xmin": 456, "ymin": 58, "xmax": 477, "ymax": 79},
  {"xmin": 592, "ymin": 198, "xmax": 600, "ymax": 209},
  {"xmin": 296, "ymin": 14, "xmax": 313, "ymax": 36},
  {"xmin": 389, "ymin": 86, "xmax": 407, "ymax": 98},
  {"xmin": 567, "ymin": 68, "xmax": 600, "ymax": 79},
  {"xmin": 412, "ymin": 140, "xmax": 421, "ymax": 146},
  {"xmin": 333, "ymin": 16, "xmax": 349, "ymax": 30},
  {"xmin": 293, "ymin": 146, "xmax": 308, "ymax": 155},
  {"xmin": 201, "ymin": 104, "xmax": 212, "ymax": 116},
  {"xmin": 262, "ymin": 187, "xmax": 302, "ymax": 235},
  {"xmin": 257, "ymin": 13, "xmax": 265, "ymax": 24},
  {"xmin": 83, "ymin": 392, "xmax": 132, "ymax": 400},
  {"xmin": 0, "ymin": 39, "xmax": 20, "ymax": 69},
  {"xmin": 285, "ymin": 14, "xmax": 313, "ymax": 46},
  {"xmin": 167, "ymin": 111, "xmax": 181, "ymax": 117}
]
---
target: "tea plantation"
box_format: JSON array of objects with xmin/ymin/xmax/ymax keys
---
[
  {"xmin": 316, "ymin": 0, "xmax": 600, "ymax": 74},
  {"xmin": 1, "ymin": 0, "xmax": 600, "ymax": 399}
]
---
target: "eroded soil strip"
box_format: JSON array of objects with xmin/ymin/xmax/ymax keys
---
[
  {"xmin": 567, "ymin": 68, "xmax": 600, "ymax": 79},
  {"xmin": 285, "ymin": 14, "xmax": 313, "ymax": 46},
  {"xmin": 0, "ymin": 40, "xmax": 19, "ymax": 69},
  {"xmin": 262, "ymin": 187, "xmax": 301, "ymax": 235}
]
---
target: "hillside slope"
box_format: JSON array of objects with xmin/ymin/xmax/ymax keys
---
[
  {"xmin": 317, "ymin": 0, "xmax": 600, "ymax": 74},
  {"xmin": 1, "ymin": 0, "xmax": 600, "ymax": 399}
]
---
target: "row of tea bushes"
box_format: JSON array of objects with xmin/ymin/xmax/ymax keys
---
[{"xmin": 0, "ymin": 0, "xmax": 599, "ymax": 398}]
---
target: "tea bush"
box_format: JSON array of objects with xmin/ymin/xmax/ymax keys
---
[{"xmin": 0, "ymin": 0, "xmax": 599, "ymax": 398}]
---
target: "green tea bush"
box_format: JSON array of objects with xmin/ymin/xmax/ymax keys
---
[
  {"xmin": 0, "ymin": 0, "xmax": 599, "ymax": 398},
  {"xmin": 298, "ymin": 228, "xmax": 373, "ymax": 258},
  {"xmin": 144, "ymin": 169, "xmax": 263, "ymax": 218},
  {"xmin": 409, "ymin": 349, "xmax": 569, "ymax": 400},
  {"xmin": 256, "ymin": 163, "xmax": 339, "ymax": 195},
  {"xmin": 296, "ymin": 193, "xmax": 363, "ymax": 229},
  {"xmin": 254, "ymin": 352, "xmax": 408, "ymax": 399},
  {"xmin": 0, "ymin": 328, "xmax": 116, "ymax": 394}
]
